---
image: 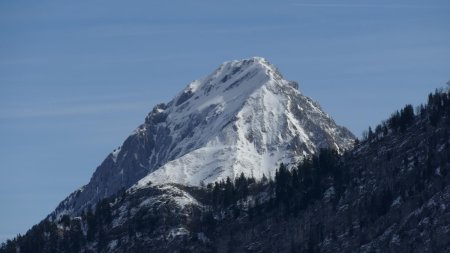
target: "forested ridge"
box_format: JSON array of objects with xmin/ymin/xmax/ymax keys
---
[{"xmin": 2, "ymin": 89, "xmax": 450, "ymax": 253}]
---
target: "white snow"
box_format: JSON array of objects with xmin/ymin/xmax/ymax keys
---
[
  {"xmin": 391, "ymin": 196, "xmax": 402, "ymax": 208},
  {"xmin": 130, "ymin": 184, "xmax": 200, "ymax": 208},
  {"xmin": 111, "ymin": 147, "xmax": 121, "ymax": 163},
  {"xmin": 167, "ymin": 227, "xmax": 189, "ymax": 239},
  {"xmin": 435, "ymin": 167, "xmax": 441, "ymax": 176},
  {"xmin": 323, "ymin": 186, "xmax": 336, "ymax": 202},
  {"xmin": 108, "ymin": 240, "xmax": 118, "ymax": 251},
  {"xmin": 125, "ymin": 57, "xmax": 354, "ymax": 188}
]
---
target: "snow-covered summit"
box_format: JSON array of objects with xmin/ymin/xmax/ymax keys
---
[
  {"xmin": 172, "ymin": 57, "xmax": 293, "ymax": 102},
  {"xmin": 131, "ymin": 57, "xmax": 353, "ymax": 188},
  {"xmin": 52, "ymin": 57, "xmax": 355, "ymax": 216}
]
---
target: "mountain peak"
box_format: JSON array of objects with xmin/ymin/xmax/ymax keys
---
[
  {"xmin": 219, "ymin": 56, "xmax": 272, "ymax": 71},
  {"xmin": 133, "ymin": 57, "xmax": 354, "ymax": 187},
  {"xmin": 219, "ymin": 56, "xmax": 269, "ymax": 68},
  {"xmin": 171, "ymin": 57, "xmax": 296, "ymax": 114},
  {"xmin": 52, "ymin": 57, "xmax": 355, "ymax": 216},
  {"xmin": 212, "ymin": 56, "xmax": 283, "ymax": 85}
]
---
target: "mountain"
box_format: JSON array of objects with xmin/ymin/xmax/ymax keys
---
[
  {"xmin": 52, "ymin": 57, "xmax": 355, "ymax": 218},
  {"xmin": 2, "ymin": 89, "xmax": 449, "ymax": 253}
]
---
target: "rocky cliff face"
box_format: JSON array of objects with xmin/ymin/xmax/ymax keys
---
[{"xmin": 51, "ymin": 57, "xmax": 355, "ymax": 218}]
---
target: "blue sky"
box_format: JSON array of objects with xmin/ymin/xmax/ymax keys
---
[{"xmin": 1, "ymin": 0, "xmax": 449, "ymax": 242}]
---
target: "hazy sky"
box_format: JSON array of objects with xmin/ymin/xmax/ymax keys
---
[{"xmin": 1, "ymin": 0, "xmax": 449, "ymax": 242}]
